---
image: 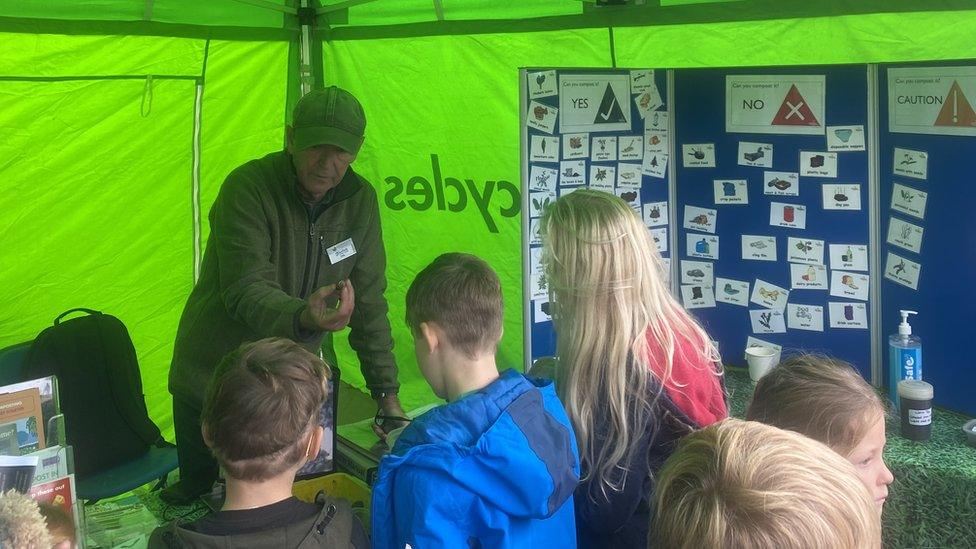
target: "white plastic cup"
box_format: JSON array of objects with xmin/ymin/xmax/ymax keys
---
[{"xmin": 745, "ymin": 346, "xmax": 781, "ymax": 382}]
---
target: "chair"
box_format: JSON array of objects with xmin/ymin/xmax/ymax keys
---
[{"xmin": 0, "ymin": 337, "xmax": 178, "ymax": 503}]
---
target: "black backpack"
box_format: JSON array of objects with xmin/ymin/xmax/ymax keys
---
[{"xmin": 24, "ymin": 308, "xmax": 167, "ymax": 477}]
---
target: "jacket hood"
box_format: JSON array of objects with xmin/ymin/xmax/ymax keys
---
[{"xmin": 385, "ymin": 369, "xmax": 579, "ymax": 519}]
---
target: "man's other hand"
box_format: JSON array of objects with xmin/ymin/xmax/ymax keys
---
[{"xmin": 300, "ymin": 279, "xmax": 355, "ymax": 332}]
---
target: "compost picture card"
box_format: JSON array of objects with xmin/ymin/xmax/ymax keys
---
[
  {"xmin": 528, "ymin": 165, "xmax": 558, "ymax": 192},
  {"xmin": 750, "ymin": 309, "xmax": 786, "ymax": 334},
  {"xmin": 770, "ymin": 202, "xmax": 807, "ymax": 229},
  {"xmin": 527, "ymin": 100, "xmax": 557, "ymax": 134},
  {"xmin": 529, "ymin": 191, "xmax": 556, "ymax": 218},
  {"xmin": 529, "ymin": 247, "xmax": 543, "ymax": 274},
  {"xmin": 530, "ymin": 135, "xmax": 559, "ymax": 162},
  {"xmin": 787, "ymin": 303, "xmax": 825, "ymax": 332},
  {"xmin": 714, "ymin": 179, "xmax": 748, "ymax": 204},
  {"xmin": 558, "ymin": 160, "xmax": 585, "ymax": 187},
  {"xmin": 562, "ymin": 133, "xmax": 589, "ymax": 159},
  {"xmin": 891, "ymin": 183, "xmax": 928, "ymax": 219},
  {"xmin": 530, "ymin": 272, "xmax": 547, "ymax": 300},
  {"xmin": 829, "ymin": 270, "xmax": 870, "ymax": 301},
  {"xmin": 533, "ymin": 299, "xmax": 552, "ymax": 323},
  {"xmin": 528, "ymin": 70, "xmax": 557, "ymax": 99},
  {"xmin": 750, "ymin": 279, "xmax": 789, "ymax": 311},
  {"xmin": 618, "ymin": 135, "xmax": 643, "ymax": 161},
  {"xmin": 893, "ymin": 147, "xmax": 928, "ymax": 179},
  {"xmin": 641, "ymin": 152, "xmax": 668, "ymax": 178},
  {"xmin": 634, "ymin": 88, "xmax": 664, "ymax": 118},
  {"xmin": 616, "ymin": 163, "xmax": 643, "ymax": 189},
  {"xmin": 826, "ymin": 125, "xmax": 866, "ymax": 151},
  {"xmin": 643, "ymin": 201, "xmax": 668, "ymax": 227},
  {"xmin": 530, "ymin": 219, "xmax": 541, "ymax": 245},
  {"xmin": 737, "ymin": 142, "xmax": 773, "ymax": 168},
  {"xmin": 790, "ymin": 264, "xmax": 828, "ymax": 290},
  {"xmin": 741, "ymin": 235, "xmax": 777, "ymax": 261},
  {"xmin": 644, "ymin": 110, "xmax": 668, "ymax": 132},
  {"xmin": 887, "ymin": 217, "xmax": 924, "ymax": 254},
  {"xmin": 588, "ymin": 164, "xmax": 615, "ymax": 191},
  {"xmin": 682, "ymin": 143, "xmax": 716, "ymax": 168},
  {"xmin": 630, "ymin": 69, "xmax": 656, "ymax": 94},
  {"xmin": 681, "ymin": 284, "xmax": 716, "ymax": 309},
  {"xmin": 746, "ymin": 336, "xmax": 782, "ymax": 353},
  {"xmin": 650, "ymin": 227, "xmax": 668, "ymax": 253},
  {"xmin": 884, "ymin": 251, "xmax": 921, "ymax": 290},
  {"xmin": 822, "ymin": 184, "xmax": 862, "ymax": 210},
  {"xmin": 715, "ymin": 277, "xmax": 749, "ymax": 306},
  {"xmin": 763, "ymin": 171, "xmax": 799, "ymax": 196},
  {"xmin": 591, "ymin": 135, "xmax": 617, "ymax": 161},
  {"xmin": 828, "ymin": 244, "xmax": 869, "ymax": 271},
  {"xmin": 799, "ymin": 151, "xmax": 838, "ymax": 178},
  {"xmin": 828, "ymin": 302, "xmax": 868, "ymax": 329},
  {"xmin": 616, "ymin": 188, "xmax": 641, "ymax": 212},
  {"xmin": 687, "ymin": 234, "xmax": 719, "ymax": 260},
  {"xmin": 786, "ymin": 237, "xmax": 825, "ymax": 265},
  {"xmin": 680, "ymin": 260, "xmax": 714, "ymax": 285},
  {"xmin": 645, "ymin": 129, "xmax": 668, "ymax": 154},
  {"xmin": 683, "ymin": 205, "xmax": 717, "ymax": 234}
]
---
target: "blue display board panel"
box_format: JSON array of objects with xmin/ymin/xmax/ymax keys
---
[
  {"xmin": 673, "ymin": 65, "xmax": 873, "ymax": 379},
  {"xmin": 524, "ymin": 68, "xmax": 671, "ymax": 364},
  {"xmin": 879, "ymin": 61, "xmax": 976, "ymax": 415}
]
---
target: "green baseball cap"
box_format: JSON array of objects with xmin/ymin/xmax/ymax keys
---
[{"xmin": 291, "ymin": 86, "xmax": 366, "ymax": 155}]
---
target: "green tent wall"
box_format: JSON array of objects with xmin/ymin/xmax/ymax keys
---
[{"xmin": 3, "ymin": 1, "xmax": 976, "ymax": 439}]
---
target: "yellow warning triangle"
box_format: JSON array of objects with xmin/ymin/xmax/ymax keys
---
[{"xmin": 935, "ymin": 80, "xmax": 976, "ymax": 127}]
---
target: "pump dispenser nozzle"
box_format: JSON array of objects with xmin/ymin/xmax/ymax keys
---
[{"xmin": 898, "ymin": 310, "xmax": 918, "ymax": 336}]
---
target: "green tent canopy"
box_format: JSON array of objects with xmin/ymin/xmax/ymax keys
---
[{"xmin": 3, "ymin": 0, "xmax": 976, "ymax": 439}]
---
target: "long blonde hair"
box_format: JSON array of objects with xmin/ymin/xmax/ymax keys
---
[
  {"xmin": 653, "ymin": 419, "xmax": 882, "ymax": 549},
  {"xmin": 541, "ymin": 189, "xmax": 718, "ymax": 493}
]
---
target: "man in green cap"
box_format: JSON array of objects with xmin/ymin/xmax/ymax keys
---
[{"xmin": 163, "ymin": 86, "xmax": 404, "ymax": 503}]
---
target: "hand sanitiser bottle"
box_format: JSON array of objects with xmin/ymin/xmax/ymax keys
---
[{"xmin": 889, "ymin": 310, "xmax": 921, "ymax": 409}]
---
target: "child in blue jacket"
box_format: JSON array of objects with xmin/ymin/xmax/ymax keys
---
[{"xmin": 372, "ymin": 253, "xmax": 580, "ymax": 549}]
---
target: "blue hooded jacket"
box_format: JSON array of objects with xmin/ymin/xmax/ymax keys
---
[{"xmin": 371, "ymin": 369, "xmax": 580, "ymax": 549}]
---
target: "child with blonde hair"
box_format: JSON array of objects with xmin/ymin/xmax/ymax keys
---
[
  {"xmin": 652, "ymin": 418, "xmax": 882, "ymax": 549},
  {"xmin": 541, "ymin": 189, "xmax": 726, "ymax": 547},
  {"xmin": 746, "ymin": 354, "xmax": 894, "ymax": 507}
]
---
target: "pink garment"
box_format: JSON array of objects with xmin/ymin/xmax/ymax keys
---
[{"xmin": 645, "ymin": 330, "xmax": 727, "ymax": 426}]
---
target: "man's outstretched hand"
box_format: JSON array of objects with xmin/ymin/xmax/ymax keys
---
[
  {"xmin": 372, "ymin": 393, "xmax": 410, "ymax": 442},
  {"xmin": 300, "ymin": 279, "xmax": 355, "ymax": 333}
]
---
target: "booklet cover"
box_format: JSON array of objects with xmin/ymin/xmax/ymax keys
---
[
  {"xmin": 31, "ymin": 445, "xmax": 71, "ymax": 486},
  {"xmin": 29, "ymin": 473, "xmax": 77, "ymax": 525},
  {"xmin": 0, "ymin": 376, "xmax": 61, "ymax": 445},
  {"xmin": 0, "ymin": 454, "xmax": 39, "ymax": 493},
  {"xmin": 0, "ymin": 388, "xmax": 46, "ymax": 455}
]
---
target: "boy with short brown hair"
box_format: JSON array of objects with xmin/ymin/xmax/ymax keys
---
[{"xmin": 150, "ymin": 338, "xmax": 367, "ymax": 549}]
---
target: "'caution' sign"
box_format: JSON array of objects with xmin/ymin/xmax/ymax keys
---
[
  {"xmin": 889, "ymin": 66, "xmax": 976, "ymax": 136},
  {"xmin": 559, "ymin": 73, "xmax": 632, "ymax": 134},
  {"xmin": 726, "ymin": 75, "xmax": 826, "ymax": 135}
]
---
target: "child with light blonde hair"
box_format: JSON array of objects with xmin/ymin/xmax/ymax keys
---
[
  {"xmin": 652, "ymin": 418, "xmax": 882, "ymax": 549},
  {"xmin": 746, "ymin": 354, "xmax": 894, "ymax": 507},
  {"xmin": 0, "ymin": 490, "xmax": 52, "ymax": 548},
  {"xmin": 541, "ymin": 189, "xmax": 726, "ymax": 547}
]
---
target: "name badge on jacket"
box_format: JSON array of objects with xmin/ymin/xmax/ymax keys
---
[{"xmin": 327, "ymin": 238, "xmax": 357, "ymax": 264}]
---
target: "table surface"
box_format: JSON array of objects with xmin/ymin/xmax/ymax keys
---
[{"xmin": 725, "ymin": 367, "xmax": 976, "ymax": 548}]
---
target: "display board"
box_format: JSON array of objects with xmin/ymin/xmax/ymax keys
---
[
  {"xmin": 672, "ymin": 66, "xmax": 875, "ymax": 379},
  {"xmin": 521, "ymin": 68, "xmax": 672, "ymax": 366},
  {"xmin": 879, "ymin": 61, "xmax": 976, "ymax": 415}
]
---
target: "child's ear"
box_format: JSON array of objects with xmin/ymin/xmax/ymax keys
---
[
  {"xmin": 307, "ymin": 426, "xmax": 325, "ymax": 462},
  {"xmin": 419, "ymin": 321, "xmax": 439, "ymax": 352}
]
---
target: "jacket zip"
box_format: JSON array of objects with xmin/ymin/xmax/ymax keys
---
[{"xmin": 299, "ymin": 211, "xmax": 316, "ymax": 298}]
